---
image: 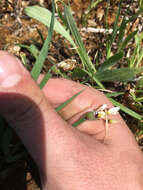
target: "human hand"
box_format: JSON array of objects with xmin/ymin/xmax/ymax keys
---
[{"xmin": 0, "ymin": 51, "xmax": 142, "ymax": 190}]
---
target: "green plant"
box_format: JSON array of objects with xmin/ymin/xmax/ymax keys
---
[
  {"xmin": 82, "ymin": 0, "xmax": 103, "ymax": 25},
  {"xmin": 1, "ymin": 0, "xmax": 143, "ymax": 186},
  {"xmin": 24, "ymin": 2, "xmax": 143, "ymax": 122}
]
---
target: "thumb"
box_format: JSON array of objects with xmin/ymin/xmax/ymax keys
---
[{"xmin": 0, "ymin": 52, "xmax": 75, "ymax": 173}]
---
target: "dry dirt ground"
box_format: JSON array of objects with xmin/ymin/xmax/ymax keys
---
[{"xmin": 0, "ymin": 0, "xmax": 143, "ymax": 189}]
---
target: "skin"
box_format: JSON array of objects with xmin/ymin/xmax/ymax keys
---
[{"xmin": 0, "ymin": 51, "xmax": 142, "ymax": 190}]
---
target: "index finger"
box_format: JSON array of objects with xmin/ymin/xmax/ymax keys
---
[{"xmin": 42, "ymin": 78, "xmax": 138, "ymax": 148}]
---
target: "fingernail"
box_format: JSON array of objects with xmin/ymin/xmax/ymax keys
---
[{"xmin": 0, "ymin": 53, "xmax": 22, "ymax": 88}]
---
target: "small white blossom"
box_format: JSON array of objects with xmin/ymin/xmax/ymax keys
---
[
  {"xmin": 97, "ymin": 111, "xmax": 106, "ymax": 119},
  {"xmin": 107, "ymin": 107, "xmax": 120, "ymax": 115},
  {"xmin": 100, "ymin": 104, "xmax": 108, "ymax": 110},
  {"xmin": 94, "ymin": 104, "xmax": 108, "ymax": 115}
]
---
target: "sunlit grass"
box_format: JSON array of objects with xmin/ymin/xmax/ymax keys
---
[{"xmin": 1, "ymin": 0, "xmax": 143, "ymax": 181}]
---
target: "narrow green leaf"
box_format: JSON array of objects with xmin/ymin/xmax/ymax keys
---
[
  {"xmin": 56, "ymin": 90, "xmax": 84, "ymax": 112},
  {"xmin": 110, "ymin": 0, "xmax": 122, "ymax": 42},
  {"xmin": 136, "ymin": 97, "xmax": 143, "ymax": 102},
  {"xmin": 127, "ymin": 8, "xmax": 143, "ymax": 23},
  {"xmin": 85, "ymin": 0, "xmax": 102, "ymax": 14},
  {"xmin": 72, "ymin": 67, "xmax": 88, "ymax": 78},
  {"xmin": 28, "ymin": 44, "xmax": 39, "ymax": 59},
  {"xmin": 72, "ymin": 67, "xmax": 105, "ymax": 89},
  {"xmin": 99, "ymin": 52, "xmax": 123, "ymax": 71},
  {"xmin": 106, "ymin": 92, "xmax": 124, "ymax": 97},
  {"xmin": 72, "ymin": 111, "xmax": 95, "ymax": 127},
  {"xmin": 95, "ymin": 67, "xmax": 143, "ymax": 82},
  {"xmin": 109, "ymin": 98, "xmax": 143, "ymax": 120},
  {"xmin": 37, "ymin": 28, "xmax": 45, "ymax": 43},
  {"xmin": 64, "ymin": 6, "xmax": 96, "ymax": 73},
  {"xmin": 118, "ymin": 8, "xmax": 143, "ymax": 50},
  {"xmin": 31, "ymin": 1, "xmax": 55, "ymax": 81},
  {"xmin": 57, "ymin": 7, "xmax": 67, "ymax": 27},
  {"xmin": 39, "ymin": 72, "xmax": 52, "ymax": 89},
  {"xmin": 72, "ymin": 117, "xmax": 86, "ymax": 127},
  {"xmin": 117, "ymin": 16, "xmax": 127, "ymax": 48},
  {"xmin": 119, "ymin": 30, "xmax": 137, "ymax": 51},
  {"xmin": 64, "ymin": 6, "xmax": 104, "ymax": 88},
  {"xmin": 25, "ymin": 6, "xmax": 75, "ymax": 47},
  {"xmin": 106, "ymin": 0, "xmax": 122, "ymax": 58}
]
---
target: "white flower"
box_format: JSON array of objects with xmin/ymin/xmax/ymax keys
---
[
  {"xmin": 99, "ymin": 104, "xmax": 108, "ymax": 110},
  {"xmin": 107, "ymin": 107, "xmax": 120, "ymax": 115},
  {"xmin": 94, "ymin": 104, "xmax": 108, "ymax": 115},
  {"xmin": 97, "ymin": 111, "xmax": 106, "ymax": 119}
]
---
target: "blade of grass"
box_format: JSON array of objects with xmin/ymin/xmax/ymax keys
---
[
  {"xmin": 95, "ymin": 67, "xmax": 143, "ymax": 82},
  {"xmin": 64, "ymin": 6, "xmax": 104, "ymax": 88},
  {"xmin": 64, "ymin": 5, "xmax": 96, "ymax": 73},
  {"xmin": 118, "ymin": 8, "xmax": 143, "ymax": 51},
  {"xmin": 127, "ymin": 8, "xmax": 143, "ymax": 23},
  {"xmin": 56, "ymin": 90, "xmax": 84, "ymax": 112},
  {"xmin": 39, "ymin": 71, "xmax": 52, "ymax": 89},
  {"xmin": 72, "ymin": 117, "xmax": 86, "ymax": 127},
  {"xmin": 37, "ymin": 28, "xmax": 45, "ymax": 44},
  {"xmin": 106, "ymin": 92, "xmax": 124, "ymax": 97},
  {"xmin": 30, "ymin": 1, "xmax": 55, "ymax": 81},
  {"xmin": 119, "ymin": 30, "xmax": 137, "ymax": 51},
  {"xmin": 25, "ymin": 5, "xmax": 75, "ymax": 47},
  {"xmin": 98, "ymin": 52, "xmax": 123, "ymax": 71},
  {"xmin": 25, "ymin": 4, "xmax": 104, "ymax": 88},
  {"xmin": 109, "ymin": 98, "xmax": 143, "ymax": 120},
  {"xmin": 106, "ymin": 0, "xmax": 122, "ymax": 58},
  {"xmin": 117, "ymin": 16, "xmax": 127, "ymax": 49},
  {"xmin": 86, "ymin": 0, "xmax": 102, "ymax": 14}
]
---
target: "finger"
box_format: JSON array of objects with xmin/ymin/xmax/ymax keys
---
[
  {"xmin": 0, "ymin": 52, "xmax": 80, "ymax": 173},
  {"xmin": 42, "ymin": 79, "xmax": 139, "ymax": 148},
  {"xmin": 42, "ymin": 78, "xmax": 112, "ymax": 120},
  {"xmin": 77, "ymin": 120, "xmax": 104, "ymax": 139}
]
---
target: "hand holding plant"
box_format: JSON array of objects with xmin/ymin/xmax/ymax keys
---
[{"xmin": 0, "ymin": 52, "xmax": 142, "ymax": 189}]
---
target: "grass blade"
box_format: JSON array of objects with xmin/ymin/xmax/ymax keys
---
[
  {"xmin": 72, "ymin": 117, "xmax": 86, "ymax": 127},
  {"xmin": 127, "ymin": 8, "xmax": 143, "ymax": 23},
  {"xmin": 99, "ymin": 52, "xmax": 123, "ymax": 71},
  {"xmin": 95, "ymin": 67, "xmax": 143, "ymax": 82},
  {"xmin": 109, "ymin": 98, "xmax": 143, "ymax": 120},
  {"xmin": 117, "ymin": 16, "xmax": 127, "ymax": 48},
  {"xmin": 37, "ymin": 28, "xmax": 45, "ymax": 43},
  {"xmin": 119, "ymin": 30, "xmax": 137, "ymax": 51},
  {"xmin": 30, "ymin": 1, "xmax": 55, "ymax": 81},
  {"xmin": 25, "ymin": 5, "xmax": 75, "ymax": 47},
  {"xmin": 64, "ymin": 6, "xmax": 104, "ymax": 88},
  {"xmin": 39, "ymin": 72, "xmax": 52, "ymax": 89},
  {"xmin": 106, "ymin": 92, "xmax": 124, "ymax": 97},
  {"xmin": 86, "ymin": 0, "xmax": 102, "ymax": 14},
  {"xmin": 56, "ymin": 90, "xmax": 84, "ymax": 112},
  {"xmin": 64, "ymin": 5, "xmax": 96, "ymax": 73},
  {"xmin": 106, "ymin": 0, "xmax": 122, "ymax": 58}
]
